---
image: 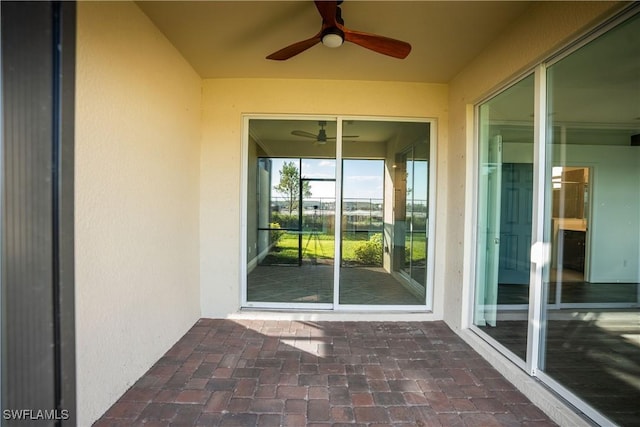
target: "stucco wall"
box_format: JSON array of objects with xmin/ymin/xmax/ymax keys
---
[
  {"xmin": 445, "ymin": 1, "xmax": 624, "ymax": 331},
  {"xmin": 200, "ymin": 79, "xmax": 448, "ymax": 318},
  {"xmin": 75, "ymin": 2, "xmax": 202, "ymax": 425}
]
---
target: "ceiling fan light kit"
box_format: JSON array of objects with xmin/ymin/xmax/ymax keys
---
[
  {"xmin": 321, "ymin": 28, "xmax": 344, "ymax": 48},
  {"xmin": 266, "ymin": 0, "xmax": 411, "ymax": 60}
]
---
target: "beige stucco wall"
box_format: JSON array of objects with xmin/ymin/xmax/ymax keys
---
[
  {"xmin": 75, "ymin": 2, "xmax": 202, "ymax": 425},
  {"xmin": 445, "ymin": 1, "xmax": 625, "ymax": 331},
  {"xmin": 200, "ymin": 79, "xmax": 448, "ymax": 318}
]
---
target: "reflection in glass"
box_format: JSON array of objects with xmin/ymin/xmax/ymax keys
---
[
  {"xmin": 411, "ymin": 143, "xmax": 429, "ymax": 286},
  {"xmin": 389, "ymin": 127, "xmax": 430, "ymax": 302},
  {"xmin": 541, "ymin": 13, "xmax": 640, "ymax": 425},
  {"xmin": 246, "ymin": 119, "xmax": 336, "ymax": 305},
  {"xmin": 474, "ymin": 74, "xmax": 535, "ymax": 361},
  {"xmin": 339, "ymin": 120, "xmax": 430, "ymax": 306}
]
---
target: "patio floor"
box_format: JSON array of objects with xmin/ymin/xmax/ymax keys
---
[{"xmin": 94, "ymin": 319, "xmax": 557, "ymax": 426}]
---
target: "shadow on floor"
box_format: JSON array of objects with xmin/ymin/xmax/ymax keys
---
[{"xmin": 94, "ymin": 319, "xmax": 557, "ymax": 426}]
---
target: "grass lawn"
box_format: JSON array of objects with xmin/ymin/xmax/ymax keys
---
[
  {"xmin": 264, "ymin": 232, "xmax": 376, "ymax": 264},
  {"xmin": 262, "ymin": 232, "xmax": 427, "ymax": 266}
]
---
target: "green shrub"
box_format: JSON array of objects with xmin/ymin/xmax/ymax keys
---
[
  {"xmin": 269, "ymin": 222, "xmax": 284, "ymax": 244},
  {"xmin": 353, "ymin": 233, "xmax": 383, "ymax": 265},
  {"xmin": 271, "ymin": 212, "xmax": 298, "ymax": 229}
]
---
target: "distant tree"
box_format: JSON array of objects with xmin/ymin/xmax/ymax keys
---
[{"xmin": 274, "ymin": 161, "xmax": 311, "ymax": 213}]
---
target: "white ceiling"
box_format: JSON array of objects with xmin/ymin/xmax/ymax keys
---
[{"xmin": 137, "ymin": 0, "xmax": 532, "ymax": 83}]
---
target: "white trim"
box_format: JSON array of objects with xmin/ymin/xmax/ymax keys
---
[
  {"xmin": 462, "ymin": 104, "xmax": 478, "ymax": 329},
  {"xmin": 425, "ymin": 119, "xmax": 437, "ymax": 311},
  {"xmin": 526, "ymin": 63, "xmax": 547, "ymax": 376},
  {"xmin": 240, "ymin": 115, "xmax": 250, "ymax": 306}
]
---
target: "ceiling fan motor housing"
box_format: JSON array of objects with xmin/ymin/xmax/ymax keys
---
[
  {"xmin": 321, "ymin": 27, "xmax": 345, "ymax": 48},
  {"xmin": 266, "ymin": 0, "xmax": 411, "ymax": 60}
]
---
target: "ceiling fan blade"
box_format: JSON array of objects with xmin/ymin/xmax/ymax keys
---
[
  {"xmin": 291, "ymin": 130, "xmax": 318, "ymax": 139},
  {"xmin": 344, "ymin": 29, "xmax": 411, "ymax": 59},
  {"xmin": 266, "ymin": 33, "xmax": 322, "ymax": 60},
  {"xmin": 314, "ymin": 0, "xmax": 337, "ymax": 26}
]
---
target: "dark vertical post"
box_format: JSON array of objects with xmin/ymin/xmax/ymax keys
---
[{"xmin": 1, "ymin": 1, "xmax": 76, "ymax": 425}]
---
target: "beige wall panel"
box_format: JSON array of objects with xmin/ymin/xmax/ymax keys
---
[
  {"xmin": 200, "ymin": 78, "xmax": 448, "ymax": 317},
  {"xmin": 75, "ymin": 2, "xmax": 202, "ymax": 424}
]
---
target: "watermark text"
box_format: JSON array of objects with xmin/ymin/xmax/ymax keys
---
[{"xmin": 3, "ymin": 409, "xmax": 70, "ymax": 421}]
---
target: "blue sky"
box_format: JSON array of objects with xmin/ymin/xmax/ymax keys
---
[
  {"xmin": 270, "ymin": 158, "xmax": 384, "ymax": 200},
  {"xmin": 269, "ymin": 157, "xmax": 428, "ymax": 202}
]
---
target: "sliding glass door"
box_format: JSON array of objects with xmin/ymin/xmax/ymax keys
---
[
  {"xmin": 245, "ymin": 117, "xmax": 434, "ymax": 310},
  {"xmin": 472, "ymin": 9, "xmax": 640, "ymax": 425},
  {"xmin": 246, "ymin": 119, "xmax": 337, "ymax": 307},
  {"xmin": 337, "ymin": 119, "xmax": 431, "ymax": 307}
]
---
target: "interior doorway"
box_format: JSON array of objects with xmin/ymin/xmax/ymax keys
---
[{"xmin": 551, "ymin": 166, "xmax": 590, "ymax": 284}]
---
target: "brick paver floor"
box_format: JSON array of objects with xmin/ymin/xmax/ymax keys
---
[{"xmin": 94, "ymin": 319, "xmax": 557, "ymax": 426}]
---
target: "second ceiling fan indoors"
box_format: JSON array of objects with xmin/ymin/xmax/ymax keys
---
[
  {"xmin": 291, "ymin": 121, "xmax": 358, "ymax": 144},
  {"xmin": 266, "ymin": 0, "xmax": 411, "ymax": 60}
]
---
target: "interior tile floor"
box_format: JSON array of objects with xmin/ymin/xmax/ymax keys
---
[
  {"xmin": 247, "ymin": 265, "xmax": 424, "ymax": 305},
  {"xmin": 479, "ymin": 310, "xmax": 640, "ymax": 426},
  {"xmin": 497, "ymin": 269, "xmax": 639, "ymax": 305},
  {"xmin": 95, "ymin": 320, "xmax": 558, "ymax": 426}
]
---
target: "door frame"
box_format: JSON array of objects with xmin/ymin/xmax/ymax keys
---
[{"xmin": 241, "ymin": 114, "xmax": 437, "ymax": 312}]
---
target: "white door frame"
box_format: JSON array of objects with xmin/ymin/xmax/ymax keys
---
[{"xmin": 241, "ymin": 114, "xmax": 436, "ymax": 312}]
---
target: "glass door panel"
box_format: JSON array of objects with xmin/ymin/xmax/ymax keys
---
[
  {"xmin": 410, "ymin": 142, "xmax": 429, "ymax": 287},
  {"xmin": 473, "ymin": 74, "xmax": 535, "ymax": 361},
  {"xmin": 246, "ymin": 118, "xmax": 336, "ymax": 306},
  {"xmin": 403, "ymin": 152, "xmax": 414, "ymax": 277},
  {"xmin": 339, "ymin": 158, "xmax": 387, "ymax": 304},
  {"xmin": 540, "ymin": 14, "xmax": 640, "ymax": 425},
  {"xmin": 339, "ymin": 119, "xmax": 430, "ymax": 306},
  {"xmin": 390, "ymin": 131, "xmax": 430, "ymax": 303}
]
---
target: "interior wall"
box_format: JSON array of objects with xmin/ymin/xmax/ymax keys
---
[
  {"xmin": 558, "ymin": 146, "xmax": 640, "ymax": 282},
  {"xmin": 200, "ymin": 78, "xmax": 448, "ymax": 317},
  {"xmin": 447, "ymin": 1, "xmax": 624, "ymax": 331},
  {"xmin": 75, "ymin": 2, "xmax": 202, "ymax": 425},
  {"xmin": 503, "ymin": 142, "xmax": 640, "ymax": 282}
]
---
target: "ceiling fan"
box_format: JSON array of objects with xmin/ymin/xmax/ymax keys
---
[
  {"xmin": 291, "ymin": 121, "xmax": 358, "ymax": 144},
  {"xmin": 266, "ymin": 0, "xmax": 411, "ymax": 61}
]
